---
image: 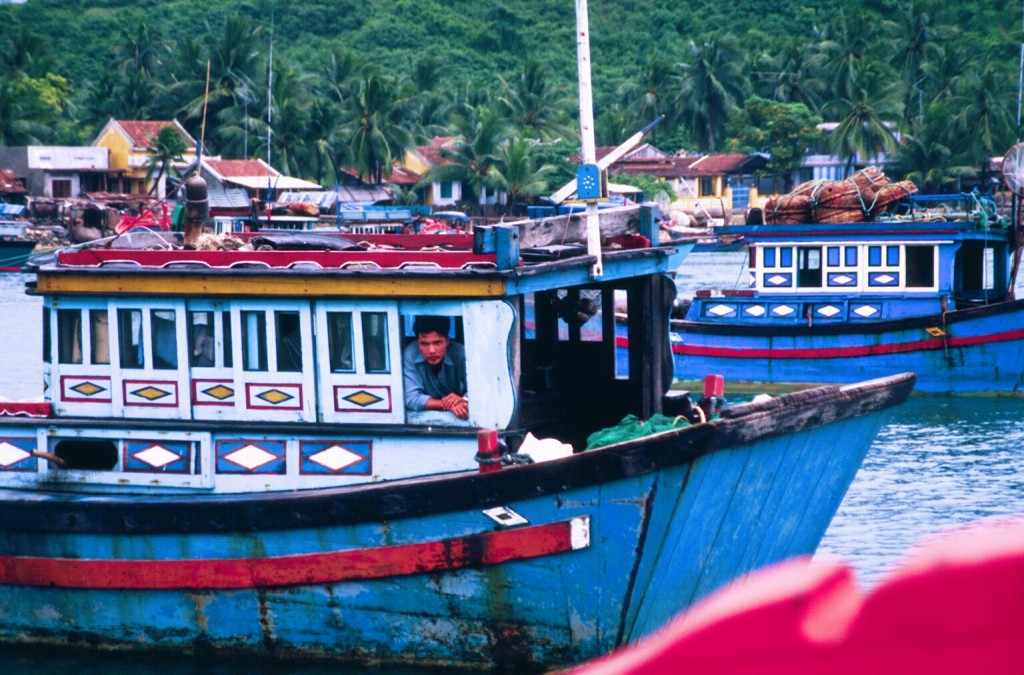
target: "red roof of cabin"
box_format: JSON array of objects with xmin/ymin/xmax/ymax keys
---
[
  {"xmin": 205, "ymin": 159, "xmax": 280, "ymax": 178},
  {"xmin": 115, "ymin": 120, "xmax": 194, "ymax": 149}
]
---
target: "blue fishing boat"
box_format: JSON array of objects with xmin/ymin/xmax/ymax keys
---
[
  {"xmin": 0, "ymin": 219, "xmax": 36, "ymax": 271},
  {"xmin": 0, "ymin": 179, "xmax": 915, "ymax": 669},
  {"xmin": 671, "ymin": 186, "xmax": 1024, "ymax": 395}
]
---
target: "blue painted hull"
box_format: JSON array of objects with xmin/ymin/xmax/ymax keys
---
[
  {"xmin": 0, "ymin": 375, "xmax": 913, "ymax": 669},
  {"xmin": 670, "ymin": 300, "xmax": 1024, "ymax": 394}
]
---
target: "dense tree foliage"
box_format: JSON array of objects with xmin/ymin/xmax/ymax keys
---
[{"xmin": 0, "ymin": 0, "xmax": 1020, "ymax": 205}]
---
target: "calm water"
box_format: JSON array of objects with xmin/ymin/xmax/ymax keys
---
[{"xmin": 1, "ymin": 253, "xmax": 1023, "ymax": 670}]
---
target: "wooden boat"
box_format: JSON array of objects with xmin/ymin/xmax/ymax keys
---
[
  {"xmin": 572, "ymin": 516, "xmax": 1024, "ymax": 674},
  {"xmin": 0, "ymin": 219, "xmax": 37, "ymax": 271},
  {"xmin": 670, "ymin": 190, "xmax": 1024, "ymax": 395},
  {"xmin": 0, "ymin": 185, "xmax": 916, "ymax": 668}
]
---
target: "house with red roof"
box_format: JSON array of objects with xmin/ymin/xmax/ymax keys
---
[{"xmin": 92, "ymin": 119, "xmax": 198, "ymax": 198}]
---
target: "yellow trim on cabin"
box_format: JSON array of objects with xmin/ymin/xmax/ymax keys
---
[{"xmin": 36, "ymin": 273, "xmax": 508, "ymax": 298}]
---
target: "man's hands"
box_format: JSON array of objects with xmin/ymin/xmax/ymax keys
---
[{"xmin": 438, "ymin": 393, "xmax": 469, "ymax": 419}]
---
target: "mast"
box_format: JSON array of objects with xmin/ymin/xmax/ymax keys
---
[
  {"xmin": 267, "ymin": 13, "xmax": 274, "ymax": 203},
  {"xmin": 575, "ymin": 0, "xmax": 602, "ymax": 277}
]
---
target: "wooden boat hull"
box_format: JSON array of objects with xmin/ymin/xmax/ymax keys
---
[
  {"xmin": 669, "ymin": 300, "xmax": 1024, "ymax": 395},
  {"xmin": 0, "ymin": 374, "xmax": 913, "ymax": 669}
]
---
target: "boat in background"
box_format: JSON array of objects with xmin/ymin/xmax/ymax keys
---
[
  {"xmin": 0, "ymin": 219, "xmax": 37, "ymax": 272},
  {"xmin": 670, "ymin": 185, "xmax": 1024, "ymax": 395},
  {"xmin": 572, "ymin": 515, "xmax": 1024, "ymax": 674},
  {"xmin": 0, "ymin": 187, "xmax": 915, "ymax": 668}
]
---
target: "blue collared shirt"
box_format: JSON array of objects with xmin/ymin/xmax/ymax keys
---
[{"xmin": 402, "ymin": 340, "xmax": 467, "ymax": 410}]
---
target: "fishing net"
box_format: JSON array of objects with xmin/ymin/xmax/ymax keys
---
[{"xmin": 584, "ymin": 413, "xmax": 693, "ymax": 451}]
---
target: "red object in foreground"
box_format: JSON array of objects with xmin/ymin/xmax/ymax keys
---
[
  {"xmin": 477, "ymin": 428, "xmax": 502, "ymax": 473},
  {"xmin": 572, "ymin": 517, "xmax": 1024, "ymax": 675}
]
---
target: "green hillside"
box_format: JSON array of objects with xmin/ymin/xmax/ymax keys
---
[{"xmin": 1, "ymin": 0, "xmax": 1021, "ymax": 200}]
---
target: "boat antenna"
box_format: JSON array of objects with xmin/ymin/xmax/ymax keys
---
[
  {"xmin": 575, "ymin": 0, "xmax": 602, "ymax": 277},
  {"xmin": 198, "ymin": 58, "xmax": 210, "ymax": 176},
  {"xmin": 267, "ymin": 12, "xmax": 274, "ymax": 203}
]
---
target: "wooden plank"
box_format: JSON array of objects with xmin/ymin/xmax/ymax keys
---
[{"xmin": 506, "ymin": 206, "xmax": 641, "ymax": 249}]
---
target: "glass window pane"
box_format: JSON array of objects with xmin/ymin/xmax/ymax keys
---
[
  {"xmin": 887, "ymin": 246, "xmax": 900, "ymax": 266},
  {"xmin": 362, "ymin": 312, "xmax": 389, "ymax": 373},
  {"xmin": 868, "ymin": 246, "xmax": 882, "ymax": 266},
  {"xmin": 780, "ymin": 247, "xmax": 793, "ymax": 267},
  {"xmin": 827, "ymin": 246, "xmax": 840, "ymax": 267},
  {"xmin": 222, "ymin": 312, "xmax": 233, "ymax": 368},
  {"xmin": 763, "ymin": 247, "xmax": 776, "ymax": 268},
  {"xmin": 90, "ymin": 310, "xmax": 110, "ymax": 364},
  {"xmin": 58, "ymin": 309, "xmax": 82, "ymax": 364},
  {"xmin": 118, "ymin": 309, "xmax": 143, "ymax": 369},
  {"xmin": 241, "ymin": 311, "xmax": 267, "ymax": 371},
  {"xmin": 845, "ymin": 246, "xmax": 858, "ymax": 266},
  {"xmin": 43, "ymin": 307, "xmax": 51, "ymax": 364},
  {"xmin": 151, "ymin": 310, "xmax": 177, "ymax": 369},
  {"xmin": 327, "ymin": 312, "xmax": 354, "ymax": 372},
  {"xmin": 189, "ymin": 311, "xmax": 215, "ymax": 367},
  {"xmin": 275, "ymin": 311, "xmax": 302, "ymax": 372}
]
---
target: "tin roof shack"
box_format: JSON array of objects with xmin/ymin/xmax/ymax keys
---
[
  {"xmin": 0, "ymin": 146, "xmax": 115, "ymax": 200},
  {"xmin": 92, "ymin": 119, "xmax": 198, "ymax": 198},
  {"xmin": 0, "ymin": 169, "xmax": 28, "ymax": 205},
  {"xmin": 201, "ymin": 158, "xmax": 322, "ymax": 201}
]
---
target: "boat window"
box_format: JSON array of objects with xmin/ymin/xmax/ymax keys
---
[
  {"xmin": 241, "ymin": 311, "xmax": 268, "ymax": 372},
  {"xmin": 905, "ymin": 245, "xmax": 935, "ymax": 288},
  {"xmin": 845, "ymin": 246, "xmax": 858, "ymax": 266},
  {"xmin": 796, "ymin": 247, "xmax": 823, "ymax": 288},
  {"xmin": 868, "ymin": 246, "xmax": 882, "ymax": 266},
  {"xmin": 827, "ymin": 246, "xmax": 840, "ymax": 267},
  {"xmin": 326, "ymin": 311, "xmax": 355, "ymax": 373},
  {"xmin": 275, "ymin": 311, "xmax": 302, "ymax": 372},
  {"xmin": 580, "ymin": 290, "xmax": 603, "ymax": 342},
  {"xmin": 188, "ymin": 311, "xmax": 215, "ymax": 367},
  {"xmin": 53, "ymin": 439, "xmax": 118, "ymax": 471},
  {"xmin": 362, "ymin": 312, "xmax": 390, "ymax": 373},
  {"xmin": 886, "ymin": 246, "xmax": 900, "ymax": 266},
  {"xmin": 57, "ymin": 309, "xmax": 82, "ymax": 364},
  {"xmin": 763, "ymin": 247, "xmax": 776, "ymax": 268},
  {"xmin": 42, "ymin": 307, "xmax": 51, "ymax": 364},
  {"xmin": 222, "ymin": 312, "xmax": 233, "ymax": 367},
  {"xmin": 151, "ymin": 310, "xmax": 178, "ymax": 369},
  {"xmin": 117, "ymin": 308, "xmax": 144, "ymax": 368},
  {"xmin": 90, "ymin": 310, "xmax": 110, "ymax": 365},
  {"xmin": 780, "ymin": 247, "xmax": 793, "ymax": 267}
]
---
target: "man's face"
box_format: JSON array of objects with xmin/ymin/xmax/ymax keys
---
[{"xmin": 416, "ymin": 331, "xmax": 450, "ymax": 366}]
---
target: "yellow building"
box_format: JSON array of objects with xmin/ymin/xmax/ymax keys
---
[{"xmin": 92, "ymin": 119, "xmax": 197, "ymax": 198}]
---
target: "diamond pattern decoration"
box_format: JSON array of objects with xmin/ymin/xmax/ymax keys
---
[
  {"xmin": 853, "ymin": 305, "xmax": 880, "ymax": 318},
  {"xmin": 708, "ymin": 304, "xmax": 735, "ymax": 317},
  {"xmin": 771, "ymin": 305, "xmax": 796, "ymax": 317},
  {"xmin": 816, "ymin": 305, "xmax": 842, "ymax": 318},
  {"xmin": 743, "ymin": 305, "xmax": 767, "ymax": 317},
  {"xmin": 131, "ymin": 386, "xmax": 172, "ymax": 401},
  {"xmin": 343, "ymin": 390, "xmax": 384, "ymax": 407},
  {"xmin": 870, "ymin": 273, "xmax": 897, "ymax": 286},
  {"xmin": 131, "ymin": 444, "xmax": 181, "ymax": 469},
  {"xmin": 202, "ymin": 384, "xmax": 234, "ymax": 400},
  {"xmin": 308, "ymin": 444, "xmax": 364, "ymax": 471},
  {"xmin": 256, "ymin": 388, "xmax": 294, "ymax": 405},
  {"xmin": 0, "ymin": 440, "xmax": 32, "ymax": 468},
  {"xmin": 829, "ymin": 274, "xmax": 855, "ymax": 286},
  {"xmin": 301, "ymin": 440, "xmax": 371, "ymax": 475},
  {"xmin": 223, "ymin": 444, "xmax": 279, "ymax": 471},
  {"xmin": 70, "ymin": 381, "xmax": 106, "ymax": 397},
  {"xmin": 766, "ymin": 274, "xmax": 791, "ymax": 286}
]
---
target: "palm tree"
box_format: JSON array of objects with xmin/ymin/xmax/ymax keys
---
[
  {"xmin": 425, "ymin": 104, "xmax": 510, "ymax": 208},
  {"xmin": 144, "ymin": 125, "xmax": 188, "ymax": 197},
  {"xmin": 345, "ymin": 72, "xmax": 417, "ymax": 184},
  {"xmin": 675, "ymin": 37, "xmax": 749, "ymax": 153},
  {"xmin": 490, "ymin": 136, "xmax": 556, "ymax": 215},
  {"xmin": 497, "ymin": 61, "xmax": 575, "ymax": 142},
  {"xmin": 819, "ymin": 11, "xmax": 876, "ymax": 101},
  {"xmin": 617, "ymin": 54, "xmax": 682, "ymax": 144},
  {"xmin": 0, "ymin": 76, "xmax": 50, "ymax": 145},
  {"xmin": 752, "ymin": 40, "xmax": 827, "ymax": 112},
  {"xmin": 893, "ymin": 101, "xmax": 975, "ymax": 193},
  {"xmin": 825, "ymin": 59, "xmax": 902, "ymax": 175},
  {"xmin": 953, "ymin": 64, "xmax": 1016, "ymax": 182},
  {"xmin": 883, "ymin": 0, "xmax": 945, "ymax": 125}
]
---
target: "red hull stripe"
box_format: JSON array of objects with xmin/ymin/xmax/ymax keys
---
[
  {"xmin": 670, "ymin": 328, "xmax": 1024, "ymax": 359},
  {"xmin": 0, "ymin": 517, "xmax": 589, "ymax": 590}
]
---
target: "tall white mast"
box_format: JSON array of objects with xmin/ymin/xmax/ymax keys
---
[{"xmin": 575, "ymin": 0, "xmax": 603, "ymax": 276}]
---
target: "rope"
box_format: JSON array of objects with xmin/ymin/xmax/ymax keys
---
[{"xmin": 474, "ymin": 451, "xmax": 534, "ymax": 466}]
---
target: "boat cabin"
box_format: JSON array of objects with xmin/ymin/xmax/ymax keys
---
[
  {"xmin": 3, "ymin": 206, "xmax": 688, "ymax": 493},
  {"xmin": 686, "ymin": 194, "xmax": 1013, "ymax": 324}
]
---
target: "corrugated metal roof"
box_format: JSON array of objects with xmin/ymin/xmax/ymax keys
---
[
  {"xmin": 115, "ymin": 120, "xmax": 195, "ymax": 149},
  {"xmin": 207, "ymin": 188, "xmax": 251, "ymax": 209}
]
